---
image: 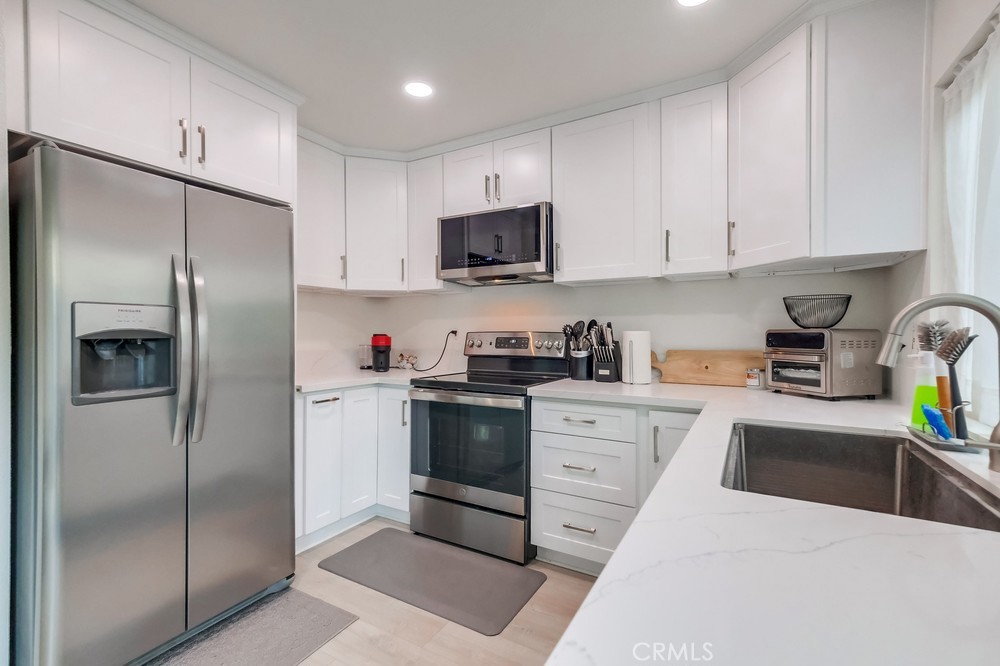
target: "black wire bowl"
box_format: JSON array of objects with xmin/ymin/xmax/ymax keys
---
[{"xmin": 782, "ymin": 294, "xmax": 852, "ymax": 329}]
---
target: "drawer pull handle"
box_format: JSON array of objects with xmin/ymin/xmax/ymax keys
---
[
  {"xmin": 562, "ymin": 416, "xmax": 597, "ymax": 425},
  {"xmin": 653, "ymin": 425, "xmax": 660, "ymax": 463},
  {"xmin": 562, "ymin": 462, "xmax": 597, "ymax": 472},
  {"xmin": 562, "ymin": 522, "xmax": 597, "ymax": 534},
  {"xmin": 312, "ymin": 397, "xmax": 340, "ymax": 405}
]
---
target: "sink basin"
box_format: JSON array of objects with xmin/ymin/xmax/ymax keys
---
[{"xmin": 721, "ymin": 423, "xmax": 1000, "ymax": 533}]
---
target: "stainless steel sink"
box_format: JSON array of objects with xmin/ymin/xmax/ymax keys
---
[{"xmin": 721, "ymin": 423, "xmax": 1000, "ymax": 533}]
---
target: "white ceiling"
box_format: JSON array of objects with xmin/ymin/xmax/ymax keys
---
[{"xmin": 127, "ymin": 0, "xmax": 810, "ymax": 153}]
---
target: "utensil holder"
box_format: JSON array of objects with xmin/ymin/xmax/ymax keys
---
[
  {"xmin": 594, "ymin": 342, "xmax": 621, "ymax": 383},
  {"xmin": 570, "ymin": 350, "xmax": 593, "ymax": 380}
]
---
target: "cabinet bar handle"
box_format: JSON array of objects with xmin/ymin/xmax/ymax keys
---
[
  {"xmin": 664, "ymin": 229, "xmax": 671, "ymax": 264},
  {"xmin": 179, "ymin": 118, "xmax": 188, "ymax": 159},
  {"xmin": 728, "ymin": 221, "xmax": 736, "ymax": 257},
  {"xmin": 340, "ymin": 255, "xmax": 347, "ymax": 281},
  {"xmin": 653, "ymin": 425, "xmax": 660, "ymax": 463},
  {"xmin": 555, "ymin": 242, "xmax": 561, "ymax": 271},
  {"xmin": 562, "ymin": 462, "xmax": 597, "ymax": 472},
  {"xmin": 495, "ymin": 173, "xmax": 500, "ymax": 202},
  {"xmin": 312, "ymin": 397, "xmax": 340, "ymax": 405},
  {"xmin": 485, "ymin": 174, "xmax": 491, "ymax": 203},
  {"xmin": 401, "ymin": 257, "xmax": 405, "ymax": 282},
  {"xmin": 563, "ymin": 416, "xmax": 597, "ymax": 425},
  {"xmin": 563, "ymin": 522, "xmax": 597, "ymax": 534},
  {"xmin": 401, "ymin": 400, "xmax": 408, "ymax": 427},
  {"xmin": 197, "ymin": 125, "xmax": 207, "ymax": 164}
]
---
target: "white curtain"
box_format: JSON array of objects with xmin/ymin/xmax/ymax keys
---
[{"xmin": 942, "ymin": 17, "xmax": 1000, "ymax": 427}]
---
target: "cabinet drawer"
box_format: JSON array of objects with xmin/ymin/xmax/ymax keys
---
[
  {"xmin": 531, "ymin": 400, "xmax": 637, "ymax": 442},
  {"xmin": 531, "ymin": 489, "xmax": 636, "ymax": 564},
  {"xmin": 531, "ymin": 432, "xmax": 636, "ymax": 506}
]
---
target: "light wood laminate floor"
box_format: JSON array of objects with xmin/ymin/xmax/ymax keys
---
[{"xmin": 293, "ymin": 518, "xmax": 595, "ymax": 666}]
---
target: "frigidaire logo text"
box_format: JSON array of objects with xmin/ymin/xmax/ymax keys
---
[{"xmin": 117, "ymin": 308, "xmax": 141, "ymax": 313}]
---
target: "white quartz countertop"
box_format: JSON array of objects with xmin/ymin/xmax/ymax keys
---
[
  {"xmin": 531, "ymin": 380, "xmax": 1000, "ymax": 665},
  {"xmin": 295, "ymin": 367, "xmax": 445, "ymax": 393}
]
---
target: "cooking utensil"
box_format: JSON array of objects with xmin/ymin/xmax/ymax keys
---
[{"xmin": 572, "ymin": 320, "xmax": 585, "ymax": 347}]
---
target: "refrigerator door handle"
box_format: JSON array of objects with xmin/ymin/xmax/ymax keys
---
[
  {"xmin": 189, "ymin": 256, "xmax": 210, "ymax": 443},
  {"xmin": 172, "ymin": 254, "xmax": 193, "ymax": 447}
]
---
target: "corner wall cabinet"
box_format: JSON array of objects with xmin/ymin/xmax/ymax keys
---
[
  {"xmin": 27, "ymin": 0, "xmax": 297, "ymax": 202},
  {"xmin": 345, "ymin": 157, "xmax": 409, "ymax": 292}
]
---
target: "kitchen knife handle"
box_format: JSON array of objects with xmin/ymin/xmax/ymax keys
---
[
  {"xmin": 401, "ymin": 400, "xmax": 408, "ymax": 427},
  {"xmin": 178, "ymin": 119, "xmax": 188, "ymax": 159},
  {"xmin": 495, "ymin": 173, "xmax": 500, "ymax": 202},
  {"xmin": 171, "ymin": 254, "xmax": 193, "ymax": 447},
  {"xmin": 189, "ymin": 256, "xmax": 210, "ymax": 443},
  {"xmin": 653, "ymin": 425, "xmax": 661, "ymax": 463},
  {"xmin": 485, "ymin": 174, "xmax": 491, "ymax": 203},
  {"xmin": 197, "ymin": 125, "xmax": 207, "ymax": 164},
  {"xmin": 562, "ymin": 522, "xmax": 597, "ymax": 535}
]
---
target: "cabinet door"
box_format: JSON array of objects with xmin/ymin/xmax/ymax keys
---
[
  {"xmin": 341, "ymin": 388, "xmax": 379, "ymax": 517},
  {"xmin": 406, "ymin": 155, "xmax": 445, "ymax": 291},
  {"xmin": 345, "ymin": 157, "xmax": 408, "ymax": 291},
  {"xmin": 296, "ymin": 137, "xmax": 346, "ymax": 289},
  {"xmin": 661, "ymin": 84, "xmax": 730, "ymax": 277},
  {"xmin": 377, "ymin": 388, "xmax": 411, "ymax": 512},
  {"xmin": 28, "ymin": 0, "xmax": 190, "ymax": 172},
  {"xmin": 190, "ymin": 58, "xmax": 296, "ymax": 202},
  {"xmin": 303, "ymin": 392, "xmax": 343, "ymax": 534},
  {"xmin": 442, "ymin": 142, "xmax": 494, "ymax": 215},
  {"xmin": 493, "ymin": 128, "xmax": 551, "ymax": 208},
  {"xmin": 552, "ymin": 104, "xmax": 656, "ymax": 283},
  {"xmin": 728, "ymin": 25, "xmax": 811, "ymax": 270},
  {"xmin": 645, "ymin": 411, "xmax": 697, "ymax": 502}
]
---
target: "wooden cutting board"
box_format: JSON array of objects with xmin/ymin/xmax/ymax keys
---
[{"xmin": 650, "ymin": 350, "xmax": 765, "ymax": 387}]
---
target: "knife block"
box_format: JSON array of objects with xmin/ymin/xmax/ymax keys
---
[{"xmin": 594, "ymin": 342, "xmax": 621, "ymax": 383}]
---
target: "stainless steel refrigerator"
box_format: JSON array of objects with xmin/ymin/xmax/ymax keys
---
[{"xmin": 10, "ymin": 146, "xmax": 295, "ymax": 665}]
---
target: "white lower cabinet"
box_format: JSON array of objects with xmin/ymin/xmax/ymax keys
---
[
  {"xmin": 340, "ymin": 388, "xmax": 379, "ymax": 517},
  {"xmin": 531, "ymin": 489, "xmax": 636, "ymax": 565},
  {"xmin": 531, "ymin": 431, "xmax": 636, "ymax": 506},
  {"xmin": 302, "ymin": 391, "xmax": 344, "ymax": 534},
  {"xmin": 377, "ymin": 388, "xmax": 411, "ymax": 512},
  {"xmin": 645, "ymin": 411, "xmax": 698, "ymax": 498}
]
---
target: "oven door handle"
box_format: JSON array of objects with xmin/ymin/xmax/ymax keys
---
[
  {"xmin": 764, "ymin": 352, "xmax": 826, "ymax": 363},
  {"xmin": 408, "ymin": 388, "xmax": 526, "ymax": 411}
]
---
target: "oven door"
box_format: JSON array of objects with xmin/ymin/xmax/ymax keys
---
[
  {"xmin": 765, "ymin": 353, "xmax": 827, "ymax": 395},
  {"xmin": 409, "ymin": 388, "xmax": 528, "ymax": 516}
]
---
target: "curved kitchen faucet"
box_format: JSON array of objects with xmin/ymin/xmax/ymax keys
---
[{"xmin": 877, "ymin": 293, "xmax": 1000, "ymax": 472}]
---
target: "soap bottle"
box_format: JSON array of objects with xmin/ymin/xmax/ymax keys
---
[{"xmin": 910, "ymin": 351, "xmax": 940, "ymax": 429}]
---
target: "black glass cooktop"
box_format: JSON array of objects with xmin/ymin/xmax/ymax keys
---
[{"xmin": 410, "ymin": 372, "xmax": 563, "ymax": 396}]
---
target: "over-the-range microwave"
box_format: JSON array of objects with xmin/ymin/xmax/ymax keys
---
[{"xmin": 437, "ymin": 202, "xmax": 553, "ymax": 287}]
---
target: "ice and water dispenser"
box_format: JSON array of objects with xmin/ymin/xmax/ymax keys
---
[{"xmin": 71, "ymin": 302, "xmax": 177, "ymax": 405}]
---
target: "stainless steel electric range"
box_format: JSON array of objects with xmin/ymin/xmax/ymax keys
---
[{"xmin": 409, "ymin": 331, "xmax": 569, "ymax": 563}]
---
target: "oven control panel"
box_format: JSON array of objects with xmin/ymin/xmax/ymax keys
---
[{"xmin": 464, "ymin": 331, "xmax": 567, "ymax": 358}]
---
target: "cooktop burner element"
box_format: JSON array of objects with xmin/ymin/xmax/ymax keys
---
[{"xmin": 410, "ymin": 331, "xmax": 570, "ymax": 395}]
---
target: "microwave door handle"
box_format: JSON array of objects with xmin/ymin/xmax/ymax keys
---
[{"xmin": 171, "ymin": 255, "xmax": 193, "ymax": 447}]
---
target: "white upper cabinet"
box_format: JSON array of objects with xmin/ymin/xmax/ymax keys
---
[
  {"xmin": 341, "ymin": 388, "xmax": 379, "ymax": 518},
  {"xmin": 810, "ymin": 0, "xmax": 927, "ymax": 259},
  {"xmin": 28, "ymin": 0, "xmax": 191, "ymax": 172},
  {"xmin": 26, "ymin": 0, "xmax": 297, "ymax": 202},
  {"xmin": 728, "ymin": 24, "xmax": 811, "ymax": 271},
  {"xmin": 189, "ymin": 58, "xmax": 296, "ymax": 202},
  {"xmin": 660, "ymin": 83, "xmax": 729, "ymax": 278},
  {"xmin": 552, "ymin": 103, "xmax": 657, "ymax": 284},
  {"xmin": 442, "ymin": 128, "xmax": 551, "ymax": 216},
  {"xmin": 345, "ymin": 157, "xmax": 409, "ymax": 292},
  {"xmin": 296, "ymin": 137, "xmax": 346, "ymax": 290},
  {"xmin": 406, "ymin": 155, "xmax": 446, "ymax": 291}
]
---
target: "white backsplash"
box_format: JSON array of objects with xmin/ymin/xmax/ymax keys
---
[{"xmin": 297, "ymin": 269, "xmax": 895, "ymax": 381}]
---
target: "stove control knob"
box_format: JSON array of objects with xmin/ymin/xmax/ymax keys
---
[
  {"xmin": 467, "ymin": 339, "xmax": 475, "ymax": 348},
  {"xmin": 554, "ymin": 340, "xmax": 563, "ymax": 350},
  {"xmin": 544, "ymin": 340, "xmax": 553, "ymax": 349},
  {"xmin": 534, "ymin": 340, "xmax": 543, "ymax": 349},
  {"xmin": 475, "ymin": 339, "xmax": 483, "ymax": 348}
]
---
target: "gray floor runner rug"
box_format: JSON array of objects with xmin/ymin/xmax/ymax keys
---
[
  {"xmin": 317, "ymin": 528, "xmax": 547, "ymax": 636},
  {"xmin": 146, "ymin": 588, "xmax": 357, "ymax": 665}
]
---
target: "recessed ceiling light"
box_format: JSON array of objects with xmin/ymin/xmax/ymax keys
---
[
  {"xmin": 404, "ymin": 81, "xmax": 433, "ymax": 98},
  {"xmin": 677, "ymin": 0, "xmax": 709, "ymax": 6}
]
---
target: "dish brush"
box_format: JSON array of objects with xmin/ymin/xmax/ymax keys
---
[
  {"xmin": 916, "ymin": 320, "xmax": 951, "ymax": 351},
  {"xmin": 936, "ymin": 327, "xmax": 978, "ymax": 440},
  {"xmin": 916, "ymin": 320, "xmax": 953, "ymax": 428}
]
